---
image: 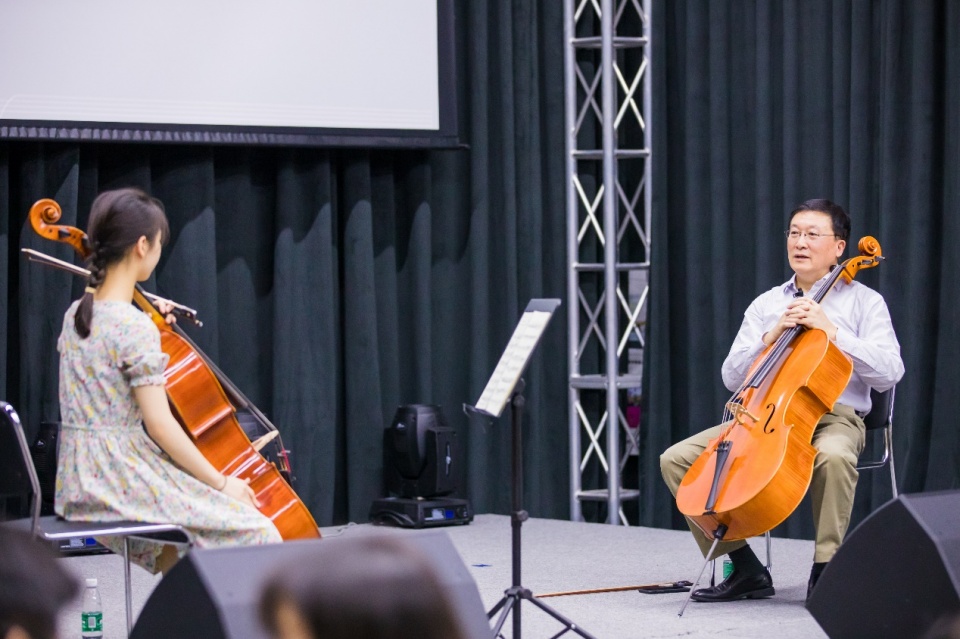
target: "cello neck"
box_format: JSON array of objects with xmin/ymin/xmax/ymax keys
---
[{"xmin": 141, "ymin": 286, "xmax": 279, "ymax": 434}]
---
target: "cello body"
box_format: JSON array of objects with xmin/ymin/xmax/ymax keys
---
[
  {"xmin": 160, "ymin": 327, "xmax": 321, "ymax": 539},
  {"xmin": 676, "ymin": 328, "xmax": 851, "ymax": 541},
  {"xmin": 29, "ymin": 198, "xmax": 320, "ymax": 540}
]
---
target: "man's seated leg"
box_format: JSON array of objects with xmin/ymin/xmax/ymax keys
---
[
  {"xmin": 661, "ymin": 425, "xmax": 775, "ymax": 602},
  {"xmin": 807, "ymin": 406, "xmax": 865, "ymax": 600},
  {"xmin": 659, "ymin": 424, "xmax": 725, "ymax": 500}
]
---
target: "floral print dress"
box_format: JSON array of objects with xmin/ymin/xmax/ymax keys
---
[{"xmin": 55, "ymin": 300, "xmax": 282, "ymax": 573}]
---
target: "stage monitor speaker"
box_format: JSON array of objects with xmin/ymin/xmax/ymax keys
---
[
  {"xmin": 130, "ymin": 530, "xmax": 489, "ymax": 639},
  {"xmin": 807, "ymin": 490, "xmax": 960, "ymax": 639}
]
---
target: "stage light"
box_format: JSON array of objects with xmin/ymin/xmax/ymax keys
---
[
  {"xmin": 383, "ymin": 404, "xmax": 455, "ymax": 499},
  {"xmin": 370, "ymin": 404, "xmax": 473, "ymax": 528}
]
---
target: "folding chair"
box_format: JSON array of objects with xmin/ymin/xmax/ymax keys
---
[
  {"xmin": 0, "ymin": 401, "xmax": 194, "ymax": 636},
  {"xmin": 856, "ymin": 386, "xmax": 898, "ymax": 497}
]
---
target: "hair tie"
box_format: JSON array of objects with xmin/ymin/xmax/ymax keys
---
[{"xmin": 84, "ymin": 286, "xmax": 97, "ymax": 295}]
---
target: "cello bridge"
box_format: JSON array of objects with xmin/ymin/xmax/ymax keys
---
[{"xmin": 725, "ymin": 402, "xmax": 759, "ymax": 427}]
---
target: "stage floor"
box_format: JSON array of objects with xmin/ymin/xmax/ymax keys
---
[{"xmin": 57, "ymin": 514, "xmax": 827, "ymax": 638}]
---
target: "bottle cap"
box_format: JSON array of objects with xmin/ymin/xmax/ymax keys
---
[{"xmin": 85, "ymin": 578, "xmax": 98, "ymax": 587}]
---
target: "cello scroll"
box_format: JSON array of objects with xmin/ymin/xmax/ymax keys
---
[
  {"xmin": 838, "ymin": 236, "xmax": 884, "ymax": 284},
  {"xmin": 30, "ymin": 199, "xmax": 91, "ymax": 255}
]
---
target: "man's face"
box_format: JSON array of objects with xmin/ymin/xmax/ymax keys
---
[{"xmin": 787, "ymin": 210, "xmax": 846, "ymax": 283}]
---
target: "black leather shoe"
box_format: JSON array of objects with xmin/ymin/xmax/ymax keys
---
[
  {"xmin": 806, "ymin": 562, "xmax": 827, "ymax": 602},
  {"xmin": 691, "ymin": 568, "xmax": 775, "ymax": 602}
]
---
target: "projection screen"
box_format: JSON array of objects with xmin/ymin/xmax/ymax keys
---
[{"xmin": 0, "ymin": 0, "xmax": 458, "ymax": 147}]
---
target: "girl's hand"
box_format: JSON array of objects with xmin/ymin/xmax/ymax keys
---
[
  {"xmin": 153, "ymin": 299, "xmax": 178, "ymax": 325},
  {"xmin": 220, "ymin": 475, "xmax": 260, "ymax": 509}
]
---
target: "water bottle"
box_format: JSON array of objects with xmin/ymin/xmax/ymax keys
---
[
  {"xmin": 722, "ymin": 558, "xmax": 734, "ymax": 580},
  {"xmin": 81, "ymin": 578, "xmax": 103, "ymax": 639}
]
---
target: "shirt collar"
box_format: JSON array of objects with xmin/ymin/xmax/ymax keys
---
[{"xmin": 782, "ymin": 269, "xmax": 846, "ymax": 296}]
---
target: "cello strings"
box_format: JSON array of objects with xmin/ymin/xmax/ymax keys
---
[{"xmin": 718, "ymin": 263, "xmax": 847, "ymax": 440}]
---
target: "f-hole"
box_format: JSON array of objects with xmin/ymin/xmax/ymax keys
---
[{"xmin": 762, "ymin": 403, "xmax": 777, "ymax": 434}]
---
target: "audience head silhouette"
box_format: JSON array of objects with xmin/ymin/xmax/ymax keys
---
[
  {"xmin": 0, "ymin": 528, "xmax": 79, "ymax": 639},
  {"xmin": 259, "ymin": 535, "xmax": 466, "ymax": 639}
]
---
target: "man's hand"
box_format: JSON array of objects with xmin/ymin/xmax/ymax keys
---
[{"xmin": 763, "ymin": 298, "xmax": 838, "ymax": 345}]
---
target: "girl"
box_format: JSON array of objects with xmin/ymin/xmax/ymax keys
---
[{"xmin": 55, "ymin": 188, "xmax": 282, "ymax": 574}]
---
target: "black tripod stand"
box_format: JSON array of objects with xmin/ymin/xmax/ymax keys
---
[{"xmin": 482, "ymin": 379, "xmax": 595, "ymax": 639}]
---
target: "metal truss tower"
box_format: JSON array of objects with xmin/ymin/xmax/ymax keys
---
[{"xmin": 565, "ymin": 0, "xmax": 652, "ymax": 525}]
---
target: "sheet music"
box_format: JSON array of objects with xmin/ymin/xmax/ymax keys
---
[{"xmin": 475, "ymin": 310, "xmax": 552, "ymax": 417}]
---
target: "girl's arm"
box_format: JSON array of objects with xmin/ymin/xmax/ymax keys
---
[{"xmin": 133, "ymin": 384, "xmax": 258, "ymax": 508}]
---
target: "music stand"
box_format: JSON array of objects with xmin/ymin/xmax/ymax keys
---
[{"xmin": 464, "ymin": 299, "xmax": 595, "ymax": 639}]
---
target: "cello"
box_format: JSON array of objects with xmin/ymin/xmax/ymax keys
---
[
  {"xmin": 29, "ymin": 198, "xmax": 320, "ymax": 540},
  {"xmin": 675, "ymin": 237, "xmax": 884, "ymax": 547}
]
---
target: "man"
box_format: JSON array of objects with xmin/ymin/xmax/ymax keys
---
[
  {"xmin": 0, "ymin": 527, "xmax": 79, "ymax": 639},
  {"xmin": 660, "ymin": 199, "xmax": 904, "ymax": 603}
]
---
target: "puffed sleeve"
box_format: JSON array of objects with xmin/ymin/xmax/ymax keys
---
[
  {"xmin": 116, "ymin": 312, "xmax": 170, "ymax": 387},
  {"xmin": 57, "ymin": 301, "xmax": 78, "ymax": 354}
]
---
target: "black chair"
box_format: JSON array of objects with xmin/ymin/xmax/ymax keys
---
[
  {"xmin": 856, "ymin": 386, "xmax": 898, "ymax": 497},
  {"xmin": 0, "ymin": 401, "xmax": 193, "ymax": 636}
]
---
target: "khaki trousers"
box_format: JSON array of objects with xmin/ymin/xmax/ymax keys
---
[{"xmin": 660, "ymin": 405, "xmax": 865, "ymax": 563}]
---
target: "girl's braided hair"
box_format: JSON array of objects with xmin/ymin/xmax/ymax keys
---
[{"xmin": 74, "ymin": 188, "xmax": 169, "ymax": 338}]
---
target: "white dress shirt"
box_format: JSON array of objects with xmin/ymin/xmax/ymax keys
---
[{"xmin": 721, "ymin": 273, "xmax": 905, "ymax": 414}]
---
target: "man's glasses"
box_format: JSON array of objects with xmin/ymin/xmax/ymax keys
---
[{"xmin": 785, "ymin": 230, "xmax": 838, "ymax": 242}]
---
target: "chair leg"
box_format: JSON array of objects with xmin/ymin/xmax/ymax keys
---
[
  {"xmin": 124, "ymin": 538, "xmax": 133, "ymax": 637},
  {"xmin": 888, "ymin": 432, "xmax": 899, "ymax": 499},
  {"xmin": 764, "ymin": 531, "xmax": 772, "ymax": 572}
]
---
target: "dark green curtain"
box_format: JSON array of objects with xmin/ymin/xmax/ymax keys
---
[
  {"xmin": 5, "ymin": 0, "xmax": 955, "ymax": 542},
  {"xmin": 0, "ymin": 1, "xmax": 568, "ymax": 526},
  {"xmin": 642, "ymin": 0, "xmax": 960, "ymax": 543}
]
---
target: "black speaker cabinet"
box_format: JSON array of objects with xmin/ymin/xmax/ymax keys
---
[
  {"xmin": 29, "ymin": 421, "xmax": 60, "ymax": 515},
  {"xmin": 807, "ymin": 490, "xmax": 960, "ymax": 638},
  {"xmin": 130, "ymin": 530, "xmax": 489, "ymax": 639}
]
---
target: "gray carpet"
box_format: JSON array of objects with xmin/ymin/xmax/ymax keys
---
[{"xmin": 56, "ymin": 514, "xmax": 827, "ymax": 638}]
